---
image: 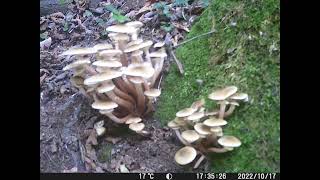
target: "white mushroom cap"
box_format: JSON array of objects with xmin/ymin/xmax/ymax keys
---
[
  {"xmin": 203, "ymin": 118, "xmax": 227, "ymax": 127},
  {"xmin": 174, "ymin": 146, "xmax": 197, "ymax": 165},
  {"xmin": 216, "ymin": 131, "xmax": 224, "ymax": 137},
  {"xmin": 153, "ymin": 41, "xmax": 165, "ymax": 48},
  {"xmin": 174, "ymin": 117, "xmax": 187, "ymax": 126},
  {"xmin": 96, "ymin": 81, "xmax": 115, "ymax": 93},
  {"xmin": 123, "ymin": 62, "xmax": 155, "ymax": 78},
  {"xmin": 181, "ymin": 130, "xmax": 200, "ymax": 143},
  {"xmin": 106, "ymin": 24, "xmax": 137, "ymax": 34},
  {"xmin": 218, "ymin": 136, "xmax": 241, "ymax": 147},
  {"xmin": 148, "ymin": 51, "xmax": 167, "ymax": 58},
  {"xmin": 99, "ymin": 49, "xmax": 123, "ymax": 57},
  {"xmin": 186, "ymin": 112, "xmax": 205, "ymax": 121},
  {"xmin": 124, "ymin": 40, "xmax": 153, "ymax": 53},
  {"xmin": 92, "ymin": 101, "xmax": 118, "ymax": 110},
  {"xmin": 93, "ymin": 43, "xmax": 113, "ymax": 51},
  {"xmin": 229, "ymin": 93, "xmax": 248, "ymax": 100},
  {"xmin": 92, "ymin": 60, "xmax": 122, "ymax": 68},
  {"xmin": 167, "ymin": 120, "xmax": 180, "ymax": 129},
  {"xmin": 84, "ymin": 70, "xmax": 123, "ymax": 85},
  {"xmin": 63, "ymin": 58, "xmax": 91, "ymax": 71},
  {"xmin": 129, "ymin": 122, "xmax": 145, "ymax": 132},
  {"xmin": 110, "ymin": 33, "xmax": 130, "ymax": 41},
  {"xmin": 194, "ymin": 123, "xmax": 212, "ymax": 135},
  {"xmin": 125, "ymin": 117, "xmax": 142, "ymax": 124},
  {"xmin": 208, "ymin": 86, "xmax": 238, "ymax": 101},
  {"xmin": 127, "ymin": 39, "xmax": 143, "ymax": 47},
  {"xmin": 61, "ymin": 47, "xmax": 97, "ymax": 56},
  {"xmin": 176, "ymin": 108, "xmax": 197, "ymax": 118},
  {"xmin": 128, "ymin": 76, "xmax": 144, "ymax": 84},
  {"xmin": 99, "ymin": 109, "xmax": 114, "ymax": 114},
  {"xmin": 125, "ymin": 21, "xmax": 144, "ymax": 28},
  {"xmin": 144, "ymin": 89, "xmax": 161, "ymax": 98},
  {"xmin": 210, "ymin": 126, "xmax": 223, "ymax": 133}
]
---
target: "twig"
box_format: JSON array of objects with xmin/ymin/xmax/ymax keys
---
[
  {"xmin": 173, "ymin": 30, "xmax": 216, "ymax": 48},
  {"xmin": 169, "ymin": 50, "xmax": 184, "ymax": 75}
]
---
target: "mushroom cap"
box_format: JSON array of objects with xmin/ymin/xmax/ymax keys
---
[
  {"xmin": 153, "ymin": 41, "xmax": 165, "ymax": 48},
  {"xmin": 96, "ymin": 127, "xmax": 106, "ymax": 136},
  {"xmin": 218, "ymin": 136, "xmax": 241, "ymax": 147},
  {"xmin": 99, "ymin": 109, "xmax": 114, "ymax": 114},
  {"xmin": 224, "ymin": 147, "xmax": 234, "ymax": 151},
  {"xmin": 131, "ymin": 50, "xmax": 143, "ymax": 57},
  {"xmin": 63, "ymin": 58, "xmax": 91, "ymax": 71},
  {"xmin": 124, "ymin": 40, "xmax": 153, "ymax": 53},
  {"xmin": 194, "ymin": 123, "xmax": 212, "ymax": 135},
  {"xmin": 125, "ymin": 117, "xmax": 142, "ymax": 124},
  {"xmin": 110, "ymin": 33, "xmax": 130, "ymax": 41},
  {"xmin": 92, "ymin": 101, "xmax": 118, "ymax": 110},
  {"xmin": 127, "ymin": 39, "xmax": 143, "ymax": 47},
  {"xmin": 186, "ymin": 112, "xmax": 205, "ymax": 121},
  {"xmin": 70, "ymin": 76, "xmax": 84, "ymax": 88},
  {"xmin": 216, "ymin": 131, "xmax": 224, "ymax": 137},
  {"xmin": 148, "ymin": 51, "xmax": 167, "ymax": 58},
  {"xmin": 167, "ymin": 120, "xmax": 180, "ymax": 129},
  {"xmin": 181, "ymin": 130, "xmax": 200, "ymax": 143},
  {"xmin": 144, "ymin": 89, "xmax": 161, "ymax": 98},
  {"xmin": 229, "ymin": 101, "xmax": 239, "ymax": 106},
  {"xmin": 208, "ymin": 86, "xmax": 238, "ymax": 101},
  {"xmin": 84, "ymin": 70, "xmax": 122, "ymax": 85},
  {"xmin": 106, "ymin": 24, "xmax": 137, "ymax": 34},
  {"xmin": 210, "ymin": 126, "xmax": 223, "ymax": 133},
  {"xmin": 123, "ymin": 62, "xmax": 155, "ymax": 78},
  {"xmin": 129, "ymin": 122, "xmax": 145, "ymax": 132},
  {"xmin": 95, "ymin": 67, "xmax": 111, "ymax": 73},
  {"xmin": 203, "ymin": 118, "xmax": 227, "ymax": 127},
  {"xmin": 128, "ymin": 76, "xmax": 144, "ymax": 84},
  {"xmin": 174, "ymin": 146, "xmax": 197, "ymax": 165},
  {"xmin": 93, "ymin": 43, "xmax": 113, "ymax": 51},
  {"xmin": 176, "ymin": 108, "xmax": 197, "ymax": 118},
  {"xmin": 190, "ymin": 99, "xmax": 205, "ymax": 110},
  {"xmin": 92, "ymin": 60, "xmax": 122, "ymax": 68},
  {"xmin": 229, "ymin": 93, "xmax": 248, "ymax": 101},
  {"xmin": 96, "ymin": 81, "xmax": 115, "ymax": 93},
  {"xmin": 125, "ymin": 21, "xmax": 144, "ymax": 28},
  {"xmin": 99, "ymin": 49, "xmax": 123, "ymax": 57},
  {"xmin": 61, "ymin": 47, "xmax": 97, "ymax": 56},
  {"xmin": 174, "ymin": 117, "xmax": 187, "ymax": 126}
]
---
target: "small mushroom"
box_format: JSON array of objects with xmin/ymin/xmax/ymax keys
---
[
  {"xmin": 144, "ymin": 88, "xmax": 161, "ymax": 113},
  {"xmin": 186, "ymin": 112, "xmax": 205, "ymax": 121},
  {"xmin": 176, "ymin": 108, "xmax": 197, "ymax": 118},
  {"xmin": 224, "ymin": 101, "xmax": 240, "ymax": 117},
  {"xmin": 93, "ymin": 43, "xmax": 113, "ymax": 51},
  {"xmin": 203, "ymin": 118, "xmax": 227, "ymax": 127},
  {"xmin": 218, "ymin": 135, "xmax": 241, "ymax": 148},
  {"xmin": 94, "ymin": 120, "xmax": 106, "ymax": 136},
  {"xmin": 194, "ymin": 123, "xmax": 212, "ymax": 136},
  {"xmin": 61, "ymin": 47, "xmax": 97, "ymax": 56},
  {"xmin": 125, "ymin": 117, "xmax": 142, "ymax": 124},
  {"xmin": 174, "ymin": 146, "xmax": 197, "ymax": 165},
  {"xmin": 181, "ymin": 130, "xmax": 200, "ymax": 143},
  {"xmin": 83, "ymin": 70, "xmax": 123, "ymax": 86},
  {"xmin": 129, "ymin": 122, "xmax": 145, "ymax": 132}
]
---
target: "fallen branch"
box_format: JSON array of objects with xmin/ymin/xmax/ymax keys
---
[
  {"xmin": 169, "ymin": 50, "xmax": 184, "ymax": 75},
  {"xmin": 173, "ymin": 30, "xmax": 216, "ymax": 48}
]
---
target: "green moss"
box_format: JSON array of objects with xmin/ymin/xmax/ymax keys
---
[
  {"xmin": 155, "ymin": 0, "xmax": 279, "ymax": 172},
  {"xmin": 97, "ymin": 144, "xmax": 113, "ymax": 163}
]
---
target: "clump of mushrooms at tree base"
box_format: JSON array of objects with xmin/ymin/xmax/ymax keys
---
[
  {"xmin": 168, "ymin": 86, "xmax": 249, "ymax": 169},
  {"xmin": 61, "ymin": 21, "xmax": 167, "ymax": 136}
]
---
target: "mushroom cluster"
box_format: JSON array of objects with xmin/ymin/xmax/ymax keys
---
[
  {"xmin": 168, "ymin": 86, "xmax": 248, "ymax": 168},
  {"xmin": 61, "ymin": 21, "xmax": 166, "ymax": 135}
]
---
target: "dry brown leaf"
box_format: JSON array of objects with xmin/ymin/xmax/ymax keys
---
[
  {"xmin": 172, "ymin": 22, "xmax": 190, "ymax": 32},
  {"xmin": 86, "ymin": 130, "xmax": 98, "ymax": 146},
  {"xmin": 137, "ymin": 2, "xmax": 152, "ymax": 15}
]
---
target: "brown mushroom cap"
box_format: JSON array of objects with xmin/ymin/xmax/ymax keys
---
[
  {"xmin": 129, "ymin": 122, "xmax": 145, "ymax": 131},
  {"xmin": 144, "ymin": 89, "xmax": 161, "ymax": 98},
  {"xmin": 84, "ymin": 70, "xmax": 123, "ymax": 85},
  {"xmin": 61, "ymin": 47, "xmax": 97, "ymax": 56},
  {"xmin": 124, "ymin": 40, "xmax": 153, "ymax": 53},
  {"xmin": 174, "ymin": 117, "xmax": 187, "ymax": 126},
  {"xmin": 194, "ymin": 123, "xmax": 212, "ymax": 135},
  {"xmin": 92, "ymin": 101, "xmax": 118, "ymax": 110},
  {"xmin": 181, "ymin": 130, "xmax": 200, "ymax": 143},
  {"xmin": 128, "ymin": 76, "xmax": 144, "ymax": 84},
  {"xmin": 203, "ymin": 118, "xmax": 227, "ymax": 127},
  {"xmin": 63, "ymin": 58, "xmax": 91, "ymax": 71},
  {"xmin": 208, "ymin": 86, "xmax": 238, "ymax": 101},
  {"xmin": 92, "ymin": 60, "xmax": 122, "ymax": 68},
  {"xmin": 106, "ymin": 24, "xmax": 137, "ymax": 34},
  {"xmin": 218, "ymin": 136, "xmax": 241, "ymax": 147},
  {"xmin": 229, "ymin": 93, "xmax": 248, "ymax": 101},
  {"xmin": 96, "ymin": 81, "xmax": 115, "ymax": 93},
  {"xmin": 176, "ymin": 108, "xmax": 197, "ymax": 118},
  {"xmin": 125, "ymin": 117, "xmax": 142, "ymax": 124},
  {"xmin": 174, "ymin": 146, "xmax": 197, "ymax": 165},
  {"xmin": 70, "ymin": 76, "xmax": 84, "ymax": 88},
  {"xmin": 167, "ymin": 120, "xmax": 180, "ymax": 129},
  {"xmin": 186, "ymin": 112, "xmax": 205, "ymax": 121},
  {"xmin": 123, "ymin": 63, "xmax": 155, "ymax": 78}
]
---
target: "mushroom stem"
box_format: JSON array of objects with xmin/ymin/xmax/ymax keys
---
[
  {"xmin": 143, "ymin": 48, "xmax": 151, "ymax": 63},
  {"xmin": 145, "ymin": 97, "xmax": 154, "ymax": 114},
  {"xmin": 105, "ymin": 91, "xmax": 135, "ymax": 114},
  {"xmin": 104, "ymin": 112, "xmax": 133, "ymax": 124},
  {"xmin": 174, "ymin": 129, "xmax": 190, "ymax": 146},
  {"xmin": 205, "ymin": 110, "xmax": 219, "ymax": 117},
  {"xmin": 193, "ymin": 155, "xmax": 206, "ymax": 169},
  {"xmin": 113, "ymin": 86, "xmax": 136, "ymax": 105},
  {"xmin": 224, "ymin": 104, "xmax": 236, "ymax": 117},
  {"xmin": 134, "ymin": 83, "xmax": 146, "ymax": 115},
  {"xmin": 207, "ymin": 147, "xmax": 230, "ymax": 153},
  {"xmin": 218, "ymin": 101, "xmax": 227, "ymax": 119},
  {"xmin": 150, "ymin": 58, "xmax": 164, "ymax": 87},
  {"xmin": 113, "ymin": 78, "xmax": 129, "ymax": 93},
  {"xmin": 143, "ymin": 79, "xmax": 150, "ymax": 91},
  {"xmin": 122, "ymin": 76, "xmax": 138, "ymax": 98},
  {"xmin": 206, "ymin": 133, "xmax": 218, "ymax": 145}
]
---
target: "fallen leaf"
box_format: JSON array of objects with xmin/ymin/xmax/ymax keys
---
[
  {"xmin": 137, "ymin": 2, "xmax": 153, "ymax": 15},
  {"xmin": 119, "ymin": 164, "xmax": 129, "ymax": 173},
  {"xmin": 172, "ymin": 22, "xmax": 190, "ymax": 32},
  {"xmin": 40, "ymin": 37, "xmax": 52, "ymax": 50}
]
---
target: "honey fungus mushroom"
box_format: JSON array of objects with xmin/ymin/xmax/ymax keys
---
[{"xmin": 174, "ymin": 146, "xmax": 197, "ymax": 165}]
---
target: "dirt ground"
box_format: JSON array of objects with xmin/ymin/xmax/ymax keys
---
[{"xmin": 40, "ymin": 0, "xmax": 208, "ymax": 173}]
